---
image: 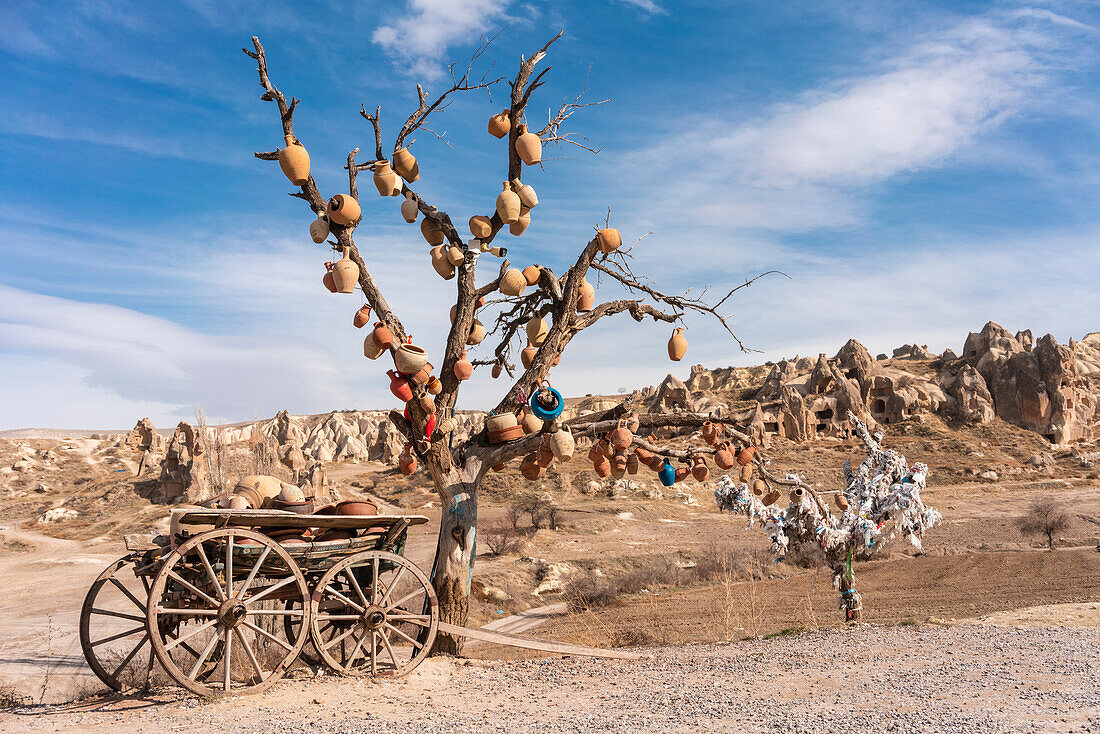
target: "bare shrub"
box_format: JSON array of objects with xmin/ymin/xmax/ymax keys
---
[
  {"xmin": 1017, "ymin": 495, "xmax": 1074, "ymax": 550},
  {"xmin": 481, "ymin": 521, "xmax": 525, "ymax": 557},
  {"xmin": 616, "ymin": 555, "xmax": 683, "ymax": 594},
  {"xmin": 563, "ymin": 571, "xmax": 618, "ymax": 611}
]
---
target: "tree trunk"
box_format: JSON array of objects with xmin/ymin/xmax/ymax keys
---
[
  {"xmin": 835, "ymin": 560, "xmax": 862, "ymax": 623},
  {"xmin": 427, "ymin": 460, "xmax": 483, "ymax": 655}
]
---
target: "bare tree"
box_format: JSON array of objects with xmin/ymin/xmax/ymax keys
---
[
  {"xmin": 1017, "ymin": 495, "xmax": 1074, "ymax": 550},
  {"xmin": 242, "ymin": 32, "xmax": 790, "ymax": 654}
]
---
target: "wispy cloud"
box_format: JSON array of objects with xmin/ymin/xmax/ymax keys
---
[
  {"xmin": 372, "ymin": 0, "xmax": 513, "ymax": 78},
  {"xmin": 614, "ymin": 0, "xmax": 666, "ymax": 15}
]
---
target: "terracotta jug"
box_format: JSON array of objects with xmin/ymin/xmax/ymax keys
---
[
  {"xmin": 515, "ymin": 124, "xmax": 541, "ymax": 165},
  {"xmin": 509, "ymin": 209, "xmax": 531, "ymax": 237},
  {"xmin": 400, "ymin": 194, "xmax": 419, "ymax": 223},
  {"xmin": 491, "ymin": 363, "xmax": 502, "ymax": 378},
  {"xmin": 835, "ymin": 494, "xmax": 849, "ymax": 511},
  {"xmin": 537, "ymin": 441, "xmax": 555, "ymax": 468},
  {"xmin": 331, "ymin": 248, "xmax": 359, "ymax": 293},
  {"xmin": 521, "ymin": 453, "xmax": 544, "ymax": 480},
  {"xmin": 327, "ymin": 194, "xmax": 360, "ymax": 225},
  {"xmin": 609, "ymin": 419, "xmax": 632, "ymax": 451},
  {"xmin": 790, "ymin": 488, "xmax": 805, "ymax": 504},
  {"xmin": 625, "ymin": 413, "xmax": 640, "ymax": 433},
  {"xmin": 488, "ymin": 109, "xmax": 511, "ymax": 139},
  {"xmin": 421, "ymin": 217, "xmax": 445, "ymax": 246},
  {"xmin": 577, "ymin": 278, "xmax": 595, "ymax": 312},
  {"xmin": 454, "ymin": 350, "xmax": 473, "ymax": 380},
  {"xmin": 486, "ymin": 412, "xmax": 518, "ymax": 432},
  {"xmin": 410, "ymin": 359, "xmax": 432, "ymax": 385},
  {"xmin": 353, "ymin": 304, "xmax": 372, "ymax": 328},
  {"xmin": 511, "ymin": 178, "xmax": 538, "ymax": 208},
  {"xmin": 496, "ymin": 182, "xmax": 521, "ymax": 224},
  {"xmin": 430, "ymin": 246, "xmax": 456, "ymax": 280},
  {"xmin": 526, "ymin": 315, "xmax": 548, "ymax": 346},
  {"xmin": 752, "ymin": 479, "xmax": 767, "ymax": 497},
  {"xmin": 373, "ymin": 159, "xmax": 397, "ymax": 197},
  {"xmin": 322, "ymin": 262, "xmax": 337, "ymax": 293},
  {"xmin": 310, "ymin": 213, "xmax": 330, "ymax": 243},
  {"xmin": 426, "ymin": 375, "xmax": 442, "ymax": 395},
  {"xmin": 363, "ymin": 332, "xmax": 385, "ymax": 359},
  {"xmin": 372, "ymin": 322, "xmax": 394, "ymax": 350},
  {"xmin": 278, "ymin": 134, "xmax": 310, "ymax": 186},
  {"xmin": 467, "ymin": 319, "xmax": 486, "ymax": 345},
  {"xmin": 521, "ymin": 344, "xmax": 537, "ymax": 369},
  {"xmin": 500, "ymin": 268, "xmax": 526, "ymax": 297},
  {"xmin": 522, "ymin": 265, "xmax": 541, "ymax": 286},
  {"xmin": 762, "ymin": 489, "xmax": 781, "ymax": 507},
  {"xmin": 550, "ymin": 428, "xmax": 574, "ymax": 461},
  {"xmin": 387, "ymin": 370, "xmax": 412, "ymax": 402},
  {"xmin": 593, "ymin": 455, "xmax": 611, "ymax": 478},
  {"xmin": 626, "ymin": 451, "xmax": 640, "ymax": 475},
  {"xmin": 469, "ymin": 215, "xmax": 492, "ymax": 239},
  {"xmin": 691, "ymin": 456, "xmax": 710, "ymax": 482},
  {"xmin": 521, "ymin": 409, "xmax": 543, "ymax": 435},
  {"xmin": 736, "ymin": 445, "xmax": 756, "ymax": 466},
  {"xmin": 668, "ymin": 328, "xmax": 687, "ymax": 361},
  {"xmin": 702, "ymin": 421, "xmax": 721, "ymax": 445},
  {"xmin": 597, "ymin": 227, "xmax": 621, "ymax": 254},
  {"xmin": 713, "ymin": 442, "xmax": 734, "ymax": 470},
  {"xmin": 634, "ymin": 447, "xmax": 653, "ymax": 467},
  {"xmin": 447, "ymin": 245, "xmax": 465, "ymax": 267},
  {"xmin": 739, "ymin": 464, "xmax": 753, "ymax": 483},
  {"xmin": 674, "ymin": 467, "xmax": 690, "ymax": 483},
  {"xmin": 392, "ymin": 147, "xmax": 419, "ymax": 183},
  {"xmin": 587, "ymin": 441, "xmax": 604, "ymax": 463},
  {"xmin": 394, "ymin": 343, "xmax": 429, "ymax": 375},
  {"xmin": 399, "ymin": 445, "xmax": 417, "ymax": 475}
]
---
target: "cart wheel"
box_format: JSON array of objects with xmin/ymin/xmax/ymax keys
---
[
  {"xmin": 80, "ymin": 557, "xmax": 154, "ymax": 691},
  {"xmin": 147, "ymin": 528, "xmax": 311, "ymax": 697},
  {"xmin": 309, "ymin": 550, "xmax": 438, "ymax": 678}
]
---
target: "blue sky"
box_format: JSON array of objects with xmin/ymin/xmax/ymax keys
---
[{"xmin": 1, "ymin": 0, "xmax": 1098, "ymax": 429}]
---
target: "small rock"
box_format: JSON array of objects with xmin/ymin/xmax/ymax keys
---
[
  {"xmin": 39, "ymin": 507, "xmax": 78, "ymax": 523},
  {"xmin": 979, "ymin": 470, "xmax": 999, "ymax": 481}
]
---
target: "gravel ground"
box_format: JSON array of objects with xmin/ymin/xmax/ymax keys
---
[{"xmin": 2, "ymin": 624, "xmax": 1097, "ymax": 734}]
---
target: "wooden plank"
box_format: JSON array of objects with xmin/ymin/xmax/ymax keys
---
[
  {"xmin": 171, "ymin": 509, "xmax": 429, "ymax": 530},
  {"xmin": 437, "ymin": 622, "xmax": 645, "ymax": 661}
]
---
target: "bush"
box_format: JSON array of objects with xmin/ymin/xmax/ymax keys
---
[
  {"xmin": 563, "ymin": 571, "xmax": 618, "ymax": 611},
  {"xmin": 1017, "ymin": 495, "xmax": 1074, "ymax": 550},
  {"xmin": 481, "ymin": 521, "xmax": 525, "ymax": 556}
]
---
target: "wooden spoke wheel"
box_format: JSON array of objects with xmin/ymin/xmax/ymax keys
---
[
  {"xmin": 80, "ymin": 557, "xmax": 155, "ymax": 691},
  {"xmin": 309, "ymin": 550, "xmax": 437, "ymax": 678},
  {"xmin": 147, "ymin": 528, "xmax": 311, "ymax": 697}
]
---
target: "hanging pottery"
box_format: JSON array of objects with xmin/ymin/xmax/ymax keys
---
[
  {"xmin": 609, "ymin": 419, "xmax": 633, "ymax": 451},
  {"xmin": 436, "ymin": 416, "xmax": 457, "ymax": 436},
  {"xmin": 762, "ymin": 489, "xmax": 781, "ymax": 507},
  {"xmin": 736, "ymin": 445, "xmax": 756, "ymax": 466},
  {"xmin": 521, "ymin": 344, "xmax": 537, "ymax": 369},
  {"xmin": 752, "ymin": 479, "xmax": 766, "ymax": 497},
  {"xmin": 577, "ymin": 278, "xmax": 595, "ymax": 312},
  {"xmin": 526, "ymin": 315, "xmax": 549, "ymax": 346},
  {"xmin": 447, "ymin": 245, "xmax": 465, "ymax": 267},
  {"xmin": 353, "ymin": 304, "xmax": 372, "ymax": 328},
  {"xmin": 310, "ymin": 213, "xmax": 330, "ymax": 243},
  {"xmin": 597, "ymin": 227, "xmax": 622, "ymax": 254},
  {"xmin": 674, "ymin": 467, "xmax": 690, "ymax": 483},
  {"xmin": 327, "ymin": 194, "xmax": 361, "ymax": 225},
  {"xmin": 491, "ymin": 363, "xmax": 502, "ymax": 379},
  {"xmin": 392, "ymin": 147, "xmax": 419, "ymax": 183},
  {"xmin": 393, "ymin": 343, "xmax": 429, "ymax": 375},
  {"xmin": 469, "ymin": 215, "xmax": 492, "ymax": 240},
  {"xmin": 634, "ymin": 447, "xmax": 653, "ymax": 468},
  {"xmin": 610, "ymin": 453, "xmax": 626, "ymax": 480},
  {"xmin": 426, "ymin": 375, "xmax": 442, "ymax": 395},
  {"xmin": 713, "ymin": 442, "xmax": 734, "ymax": 470},
  {"xmin": 372, "ymin": 322, "xmax": 394, "ymax": 351},
  {"xmin": 520, "ymin": 409, "xmax": 543, "ymax": 435},
  {"xmin": 550, "ymin": 427, "xmax": 574, "ymax": 461},
  {"xmin": 668, "ymin": 327, "xmax": 687, "ymax": 361},
  {"xmin": 387, "ymin": 370, "xmax": 412, "ymax": 402},
  {"xmin": 454, "ymin": 350, "xmax": 473, "ymax": 381},
  {"xmin": 401, "ymin": 194, "xmax": 419, "ymax": 223},
  {"xmin": 322, "ymin": 262, "xmax": 337, "ymax": 293},
  {"xmin": 421, "ymin": 217, "xmax": 445, "ymax": 246},
  {"xmin": 522, "ymin": 265, "xmax": 541, "ymax": 286},
  {"xmin": 739, "ymin": 464, "xmax": 753, "ymax": 483},
  {"xmin": 430, "ymin": 246, "xmax": 456, "ymax": 280},
  {"xmin": 515, "ymin": 124, "xmax": 541, "ymax": 165},
  {"xmin": 537, "ymin": 440, "xmax": 555, "ymax": 468},
  {"xmin": 278, "ymin": 134, "xmax": 310, "ymax": 186},
  {"xmin": 626, "ymin": 452, "xmax": 639, "ymax": 475},
  {"xmin": 373, "ymin": 159, "xmax": 397, "ymax": 197},
  {"xmin": 521, "ymin": 453, "xmax": 543, "ymax": 481},
  {"xmin": 658, "ymin": 459, "xmax": 676, "ymax": 487},
  {"xmin": 486, "ymin": 412, "xmax": 517, "ymax": 432},
  {"xmin": 363, "ymin": 332, "xmax": 385, "ymax": 359},
  {"xmin": 790, "ymin": 487, "xmax": 805, "ymax": 504},
  {"xmin": 511, "ymin": 178, "xmax": 538, "ymax": 208},
  {"xmin": 625, "ymin": 413, "xmax": 640, "ymax": 433},
  {"xmin": 835, "ymin": 494, "xmax": 849, "ymax": 511},
  {"xmin": 399, "ymin": 445, "xmax": 417, "ymax": 475},
  {"xmin": 500, "ymin": 268, "xmax": 526, "ymax": 297},
  {"xmin": 417, "ymin": 393, "xmax": 436, "ymax": 415},
  {"xmin": 702, "ymin": 421, "xmax": 720, "ymax": 445},
  {"xmin": 410, "ymin": 360, "xmax": 432, "ymax": 386},
  {"xmin": 510, "ymin": 208, "xmax": 531, "ymax": 237},
  {"xmin": 331, "ymin": 248, "xmax": 359, "ymax": 293},
  {"xmin": 593, "ymin": 455, "xmax": 611, "ymax": 478},
  {"xmin": 496, "ymin": 182, "xmax": 521, "ymax": 224},
  {"xmin": 529, "ymin": 380, "xmax": 563, "ymax": 421},
  {"xmin": 691, "ymin": 456, "xmax": 710, "ymax": 482},
  {"xmin": 488, "ymin": 109, "xmax": 511, "ymax": 139},
  {"xmin": 467, "ymin": 319, "xmax": 486, "ymax": 345}
]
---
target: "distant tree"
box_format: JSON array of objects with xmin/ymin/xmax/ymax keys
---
[{"xmin": 1017, "ymin": 495, "xmax": 1074, "ymax": 550}]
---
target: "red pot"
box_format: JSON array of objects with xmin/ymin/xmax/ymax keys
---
[
  {"xmin": 322, "ymin": 262, "xmax": 337, "ymax": 293},
  {"xmin": 388, "ymin": 370, "xmax": 413, "ymax": 402}
]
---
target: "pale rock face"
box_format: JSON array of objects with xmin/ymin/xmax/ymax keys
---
[
  {"xmin": 533, "ymin": 561, "xmax": 577, "ymax": 596},
  {"xmin": 942, "ymin": 364, "xmax": 996, "ymax": 423}
]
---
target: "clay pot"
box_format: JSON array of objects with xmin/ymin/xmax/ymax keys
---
[
  {"xmin": 577, "ymin": 278, "xmax": 595, "ymax": 312},
  {"xmin": 392, "ymin": 147, "xmax": 419, "ymax": 183},
  {"xmin": 426, "ymin": 375, "xmax": 442, "ymax": 395},
  {"xmin": 363, "ymin": 332, "xmax": 386, "ymax": 360},
  {"xmin": 315, "ymin": 528, "xmax": 356, "ymax": 542},
  {"xmin": 511, "ymin": 178, "xmax": 538, "ymax": 208},
  {"xmin": 491, "ymin": 463, "xmax": 505, "ymax": 473},
  {"xmin": 487, "ymin": 412, "xmax": 518, "ymax": 432},
  {"xmin": 228, "ymin": 494, "xmax": 252, "ymax": 510},
  {"xmin": 702, "ymin": 421, "xmax": 722, "ymax": 446},
  {"xmin": 373, "ymin": 159, "xmax": 397, "ymax": 197},
  {"xmin": 421, "ymin": 217, "xmax": 445, "ymax": 246},
  {"xmin": 515, "ymin": 124, "xmax": 541, "ymax": 165},
  {"xmin": 278, "ymin": 135, "xmax": 310, "ymax": 186},
  {"xmin": 625, "ymin": 413, "xmax": 640, "ymax": 433},
  {"xmin": 417, "ymin": 393, "xmax": 436, "ymax": 415},
  {"xmin": 736, "ymin": 445, "xmax": 756, "ymax": 466},
  {"xmin": 447, "ymin": 245, "xmax": 465, "ymax": 267},
  {"xmin": 469, "ymin": 215, "xmax": 493, "ymax": 240},
  {"xmin": 626, "ymin": 451, "xmax": 640, "ymax": 475},
  {"xmin": 336, "ymin": 499, "xmax": 378, "ymax": 516},
  {"xmin": 509, "ymin": 209, "xmax": 531, "ymax": 237},
  {"xmin": 491, "ymin": 363, "xmax": 502, "ymax": 379},
  {"xmin": 526, "ymin": 315, "xmax": 549, "ymax": 346},
  {"xmin": 430, "ymin": 246, "xmax": 455, "ymax": 280},
  {"xmin": 496, "ymin": 182, "xmax": 521, "ymax": 224},
  {"xmin": 394, "ymin": 343, "xmax": 429, "ymax": 375},
  {"xmin": 739, "ymin": 464, "xmax": 753, "ymax": 483},
  {"xmin": 752, "ymin": 479, "xmax": 767, "ymax": 497},
  {"xmin": 436, "ymin": 416, "xmax": 457, "ymax": 436},
  {"xmin": 310, "ymin": 213, "xmax": 330, "ymax": 243},
  {"xmin": 454, "ymin": 350, "xmax": 473, "ymax": 381},
  {"xmin": 691, "ymin": 456, "xmax": 710, "ymax": 482},
  {"xmin": 789, "ymin": 488, "xmax": 804, "ymax": 504},
  {"xmin": 269, "ymin": 528, "xmax": 310, "ymax": 544},
  {"xmin": 674, "ymin": 467, "xmax": 691, "ymax": 483},
  {"xmin": 609, "ymin": 419, "xmax": 633, "ymax": 451},
  {"xmin": 500, "ymin": 268, "xmax": 526, "ymax": 297},
  {"xmin": 593, "ymin": 455, "xmax": 611, "ymax": 478},
  {"xmin": 278, "ymin": 484, "xmax": 306, "ymax": 503},
  {"xmin": 668, "ymin": 327, "xmax": 687, "ymax": 362},
  {"xmin": 537, "ymin": 441, "xmax": 555, "ymax": 468},
  {"xmin": 488, "ymin": 109, "xmax": 511, "ymax": 139},
  {"xmin": 387, "ymin": 370, "xmax": 412, "ymax": 402},
  {"xmin": 399, "ymin": 445, "xmax": 417, "ymax": 475},
  {"xmin": 521, "ymin": 410, "xmax": 543, "ymax": 435},
  {"xmin": 520, "ymin": 453, "xmax": 543, "ymax": 480},
  {"xmin": 550, "ymin": 428, "xmax": 574, "ymax": 461},
  {"xmin": 353, "ymin": 304, "xmax": 372, "ymax": 328},
  {"xmin": 401, "ymin": 194, "xmax": 419, "ymax": 223},
  {"xmin": 521, "ymin": 344, "xmax": 537, "ymax": 369},
  {"xmin": 762, "ymin": 490, "xmax": 781, "ymax": 507},
  {"xmin": 597, "ymin": 228, "xmax": 621, "ymax": 254},
  {"xmin": 714, "ymin": 442, "xmax": 735, "ymax": 470},
  {"xmin": 372, "ymin": 322, "xmax": 394, "ymax": 350},
  {"xmin": 332, "ymin": 248, "xmax": 359, "ymax": 293},
  {"xmin": 409, "ymin": 360, "xmax": 432, "ymax": 385},
  {"xmin": 466, "ymin": 319, "xmax": 486, "ymax": 345},
  {"xmin": 522, "ymin": 265, "xmax": 541, "ymax": 286},
  {"xmin": 835, "ymin": 494, "xmax": 849, "ymax": 511},
  {"xmin": 489, "ymin": 424, "xmax": 523, "ymax": 444},
  {"xmin": 327, "ymin": 194, "xmax": 360, "ymax": 225},
  {"xmin": 633, "ymin": 447, "xmax": 653, "ymax": 467},
  {"xmin": 322, "ymin": 262, "xmax": 337, "ymax": 293},
  {"xmin": 273, "ymin": 499, "xmax": 314, "ymax": 515}
]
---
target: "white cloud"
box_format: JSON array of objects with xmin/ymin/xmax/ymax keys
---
[
  {"xmin": 614, "ymin": 0, "xmax": 666, "ymax": 15},
  {"xmin": 372, "ymin": 0, "xmax": 512, "ymax": 78}
]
